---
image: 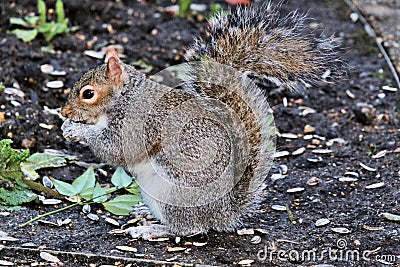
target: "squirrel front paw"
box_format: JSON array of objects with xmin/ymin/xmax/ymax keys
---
[
  {"xmin": 61, "ymin": 119, "xmax": 89, "ymax": 142},
  {"xmin": 125, "ymin": 225, "xmax": 172, "ymax": 240}
]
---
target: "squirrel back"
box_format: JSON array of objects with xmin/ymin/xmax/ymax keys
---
[{"xmin": 61, "ymin": 2, "xmax": 341, "ymax": 238}]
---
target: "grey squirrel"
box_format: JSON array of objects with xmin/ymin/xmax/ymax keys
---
[{"xmin": 61, "ymin": 2, "xmax": 340, "ymax": 239}]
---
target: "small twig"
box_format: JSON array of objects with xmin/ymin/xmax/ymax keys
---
[{"xmin": 343, "ymin": 0, "xmax": 400, "ymax": 90}]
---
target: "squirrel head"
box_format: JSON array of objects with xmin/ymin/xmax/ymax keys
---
[{"xmin": 61, "ymin": 49, "xmax": 125, "ymax": 124}]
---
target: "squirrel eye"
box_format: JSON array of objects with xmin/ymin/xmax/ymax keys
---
[{"xmin": 82, "ymin": 89, "xmax": 95, "ymax": 99}]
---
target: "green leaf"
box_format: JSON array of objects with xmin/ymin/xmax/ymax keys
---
[
  {"xmin": 55, "ymin": 0, "xmax": 65, "ymax": 23},
  {"xmin": 125, "ymin": 182, "xmax": 141, "ymax": 195},
  {"xmin": 11, "ymin": 29, "xmax": 38, "ymax": 42},
  {"xmin": 177, "ymin": 0, "xmax": 192, "ymax": 18},
  {"xmin": 0, "ymin": 139, "xmax": 30, "ymax": 182},
  {"xmin": 92, "ymin": 183, "xmax": 114, "ymax": 203},
  {"xmin": 72, "ymin": 167, "xmax": 96, "ymax": 195},
  {"xmin": 37, "ymin": 21, "xmax": 54, "ymax": 33},
  {"xmin": 9, "ymin": 18, "xmax": 29, "ymax": 27},
  {"xmin": 24, "ymin": 15, "xmax": 39, "ymax": 26},
  {"xmin": 51, "ymin": 178, "xmax": 78, "ymax": 196},
  {"xmin": 0, "ymin": 187, "xmax": 37, "ymax": 206},
  {"xmin": 37, "ymin": 0, "xmax": 47, "ymax": 25},
  {"xmin": 102, "ymin": 194, "xmax": 141, "ymax": 215},
  {"xmin": 20, "ymin": 152, "xmax": 67, "ymax": 180},
  {"xmin": 111, "ymin": 167, "xmax": 132, "ymax": 188}
]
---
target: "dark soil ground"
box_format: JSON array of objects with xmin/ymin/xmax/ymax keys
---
[{"xmin": 0, "ymin": 0, "xmax": 399, "ymax": 266}]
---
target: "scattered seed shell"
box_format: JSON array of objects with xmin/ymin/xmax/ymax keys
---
[
  {"xmin": 331, "ymin": 227, "xmax": 351, "ymax": 234},
  {"xmin": 312, "ymin": 149, "xmax": 333, "ymax": 154},
  {"xmin": 381, "ymin": 85, "xmax": 398, "ymax": 92},
  {"xmin": 238, "ymin": 259, "xmax": 254, "ymax": 265},
  {"xmin": 271, "ymin": 173, "xmax": 283, "ymax": 181},
  {"xmin": 279, "ymin": 165, "xmax": 288, "ymax": 174},
  {"xmin": 84, "ymin": 50, "xmax": 105, "ymax": 59},
  {"xmin": 0, "ymin": 236, "xmax": 19, "ymax": 242},
  {"xmin": 87, "ymin": 213, "xmax": 99, "ymax": 221},
  {"xmin": 105, "ymin": 217, "xmax": 120, "ymax": 226},
  {"xmin": 21, "ymin": 242, "xmax": 38, "ymax": 248},
  {"xmin": 0, "ymin": 260, "xmax": 14, "ymax": 266},
  {"xmin": 304, "ymin": 124, "xmax": 315, "ymax": 134},
  {"xmin": 116, "ymin": 245, "xmax": 138, "ymax": 252},
  {"xmin": 339, "ymin": 177, "xmax": 358, "ymax": 182},
  {"xmin": 274, "ymin": 151, "xmax": 290, "ymax": 158},
  {"xmin": 315, "ymin": 218, "xmax": 330, "ymax": 227},
  {"xmin": 271, "ymin": 205, "xmax": 287, "ymax": 211},
  {"xmin": 10, "ymin": 100, "xmax": 21, "ymax": 107},
  {"xmin": 39, "ymin": 123, "xmax": 54, "ymax": 130},
  {"xmin": 167, "ymin": 246, "xmax": 186, "ymax": 252},
  {"xmin": 307, "ymin": 177, "xmax": 320, "ymax": 186},
  {"xmin": 363, "ymin": 225, "xmax": 384, "ymax": 231},
  {"xmin": 193, "ymin": 241, "xmax": 208, "ymax": 247},
  {"xmin": 237, "ymin": 228, "xmax": 254, "ymax": 235},
  {"xmin": 46, "ymin": 81, "xmax": 64, "ymax": 89},
  {"xmin": 292, "ymin": 147, "xmax": 306, "ymax": 156},
  {"xmin": 382, "ymin": 212, "xmax": 400, "ymax": 222},
  {"xmin": 365, "ymin": 182, "xmax": 385, "ymax": 189},
  {"xmin": 42, "ymin": 176, "xmax": 53, "ymax": 188},
  {"xmin": 82, "ymin": 204, "xmax": 91, "ymax": 213},
  {"xmin": 40, "ymin": 252, "xmax": 60, "ymax": 263},
  {"xmin": 372, "ymin": 150, "xmax": 387, "ymax": 159},
  {"xmin": 40, "ymin": 64, "xmax": 54, "ymax": 74},
  {"xmin": 307, "ymin": 157, "xmax": 322, "ymax": 163},
  {"xmin": 250, "ymin": 235, "xmax": 261, "ymax": 244},
  {"xmin": 344, "ymin": 171, "xmax": 359, "ymax": 177},
  {"xmin": 41, "ymin": 199, "xmax": 62, "ymax": 205},
  {"xmin": 4, "ymin": 87, "xmax": 25, "ymax": 98},
  {"xmin": 287, "ymin": 187, "xmax": 305, "ymax": 193},
  {"xmin": 359, "ymin": 162, "xmax": 377, "ymax": 172},
  {"xmin": 280, "ymin": 133, "xmax": 298, "ymax": 139},
  {"xmin": 50, "ymin": 70, "xmax": 67, "ymax": 76},
  {"xmin": 148, "ymin": 237, "xmax": 170, "ymax": 242},
  {"xmin": 345, "ymin": 89, "xmax": 356, "ymax": 99}
]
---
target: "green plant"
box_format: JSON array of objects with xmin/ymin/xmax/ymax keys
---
[
  {"xmin": 21, "ymin": 167, "xmax": 142, "ymax": 226},
  {"xmin": 208, "ymin": 3, "xmax": 228, "ymax": 19},
  {"xmin": 177, "ymin": 0, "xmax": 192, "ymax": 18},
  {"xmin": 0, "ymin": 139, "xmax": 71, "ymax": 209},
  {"xmin": 10, "ymin": 0, "xmax": 74, "ymax": 42}
]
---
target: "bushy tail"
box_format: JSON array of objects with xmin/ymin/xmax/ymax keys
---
[{"xmin": 188, "ymin": 2, "xmax": 342, "ymax": 90}]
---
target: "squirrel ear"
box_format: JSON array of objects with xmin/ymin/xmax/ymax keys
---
[{"xmin": 105, "ymin": 48, "xmax": 123, "ymax": 85}]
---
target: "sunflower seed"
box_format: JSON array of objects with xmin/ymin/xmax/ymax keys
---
[
  {"xmin": 287, "ymin": 187, "xmax": 305, "ymax": 193},
  {"xmin": 105, "ymin": 217, "xmax": 120, "ymax": 226},
  {"xmin": 331, "ymin": 227, "xmax": 351, "ymax": 234},
  {"xmin": 84, "ymin": 50, "xmax": 105, "ymax": 59},
  {"xmin": 40, "ymin": 64, "xmax": 54, "ymax": 74},
  {"xmin": 292, "ymin": 147, "xmax": 306, "ymax": 156},
  {"xmin": 381, "ymin": 85, "xmax": 398, "ymax": 92},
  {"xmin": 371, "ymin": 150, "xmax": 387, "ymax": 159},
  {"xmin": 41, "ymin": 199, "xmax": 62, "ymax": 205},
  {"xmin": 167, "ymin": 246, "xmax": 186, "ymax": 252},
  {"xmin": 339, "ymin": 177, "xmax": 358, "ymax": 182},
  {"xmin": 344, "ymin": 172, "xmax": 359, "ymax": 177},
  {"xmin": 280, "ymin": 133, "xmax": 298, "ymax": 139},
  {"xmin": 40, "ymin": 252, "xmax": 60, "ymax": 263},
  {"xmin": 4, "ymin": 87, "xmax": 25, "ymax": 98},
  {"xmin": 271, "ymin": 205, "xmax": 287, "ymax": 211},
  {"xmin": 46, "ymin": 81, "xmax": 64, "ymax": 89},
  {"xmin": 238, "ymin": 259, "xmax": 254, "ymax": 265},
  {"xmin": 307, "ymin": 177, "xmax": 320, "ymax": 186},
  {"xmin": 382, "ymin": 213, "xmax": 400, "ymax": 221},
  {"xmin": 50, "ymin": 70, "xmax": 67, "ymax": 76},
  {"xmin": 271, "ymin": 173, "xmax": 283, "ymax": 181},
  {"xmin": 250, "ymin": 235, "xmax": 261, "ymax": 244},
  {"xmin": 274, "ymin": 151, "xmax": 290, "ymax": 158},
  {"xmin": 87, "ymin": 213, "xmax": 99, "ymax": 221},
  {"xmin": 42, "ymin": 176, "xmax": 53, "ymax": 188},
  {"xmin": 315, "ymin": 218, "xmax": 330, "ymax": 227},
  {"xmin": 82, "ymin": 204, "xmax": 91, "ymax": 213},
  {"xmin": 237, "ymin": 228, "xmax": 254, "ymax": 235},
  {"xmin": 365, "ymin": 182, "xmax": 385, "ymax": 189},
  {"xmin": 312, "ymin": 149, "xmax": 333, "ymax": 154},
  {"xmin": 116, "ymin": 245, "xmax": 138, "ymax": 252}
]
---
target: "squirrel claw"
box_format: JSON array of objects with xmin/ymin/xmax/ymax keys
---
[{"xmin": 125, "ymin": 225, "xmax": 172, "ymax": 240}]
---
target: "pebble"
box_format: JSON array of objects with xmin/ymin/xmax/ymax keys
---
[
  {"xmin": 315, "ymin": 218, "xmax": 330, "ymax": 227},
  {"xmin": 46, "ymin": 81, "xmax": 64, "ymax": 89}
]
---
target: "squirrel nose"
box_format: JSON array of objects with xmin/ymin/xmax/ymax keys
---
[{"xmin": 61, "ymin": 106, "xmax": 72, "ymax": 118}]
